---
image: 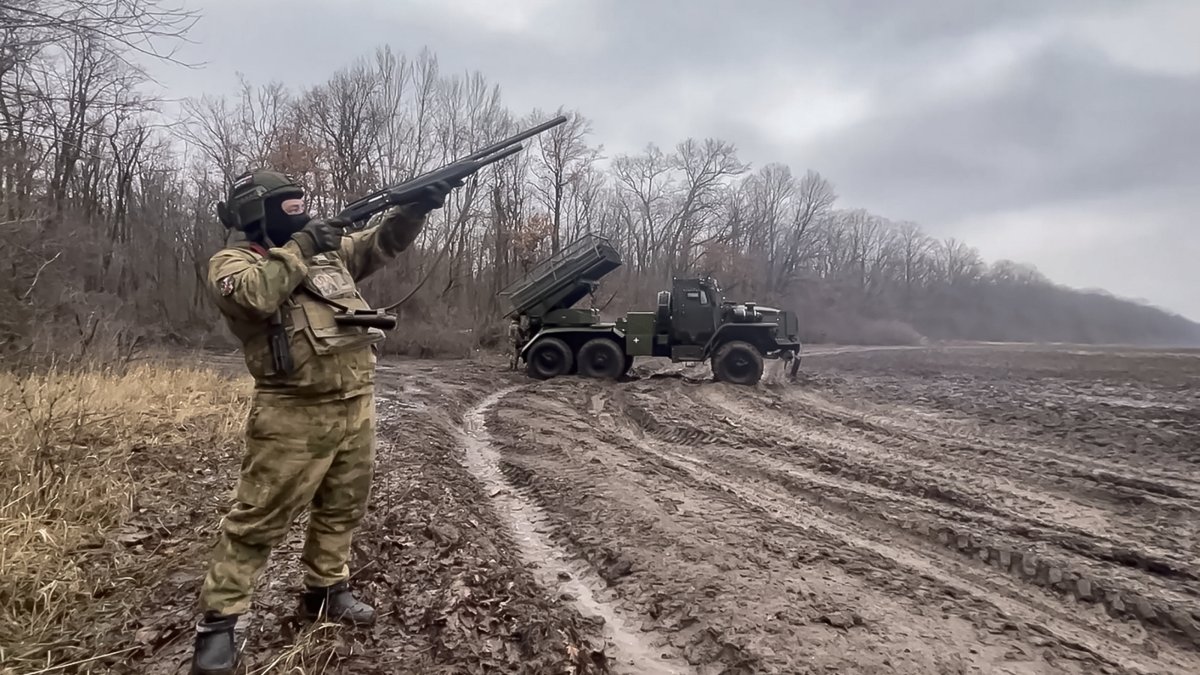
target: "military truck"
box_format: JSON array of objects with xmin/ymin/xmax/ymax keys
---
[{"xmin": 499, "ymin": 234, "xmax": 802, "ymax": 385}]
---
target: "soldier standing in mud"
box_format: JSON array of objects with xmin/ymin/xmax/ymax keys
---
[
  {"xmin": 507, "ymin": 317, "xmax": 522, "ymax": 370},
  {"xmin": 190, "ymin": 169, "xmax": 450, "ymax": 675}
]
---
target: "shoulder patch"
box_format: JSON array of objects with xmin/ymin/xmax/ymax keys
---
[{"xmin": 219, "ymin": 275, "xmax": 235, "ymax": 296}]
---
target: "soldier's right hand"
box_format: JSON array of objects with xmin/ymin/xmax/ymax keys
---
[{"xmin": 292, "ymin": 217, "xmax": 349, "ymax": 257}]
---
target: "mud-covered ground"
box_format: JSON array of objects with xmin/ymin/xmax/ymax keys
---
[{"xmin": 117, "ymin": 344, "xmax": 1200, "ymax": 674}]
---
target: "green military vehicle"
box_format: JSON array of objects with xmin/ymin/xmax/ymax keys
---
[{"xmin": 499, "ymin": 234, "xmax": 802, "ymax": 385}]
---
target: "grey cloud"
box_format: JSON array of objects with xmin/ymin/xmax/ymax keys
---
[{"xmin": 794, "ymin": 39, "xmax": 1200, "ymax": 224}]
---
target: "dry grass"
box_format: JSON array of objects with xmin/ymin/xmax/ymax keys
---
[
  {"xmin": 0, "ymin": 361, "xmax": 251, "ymax": 672},
  {"xmin": 246, "ymin": 621, "xmax": 348, "ymax": 675}
]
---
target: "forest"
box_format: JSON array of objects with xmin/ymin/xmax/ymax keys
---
[{"xmin": 4, "ymin": 0, "xmax": 1198, "ymax": 363}]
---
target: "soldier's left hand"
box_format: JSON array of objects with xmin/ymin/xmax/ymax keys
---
[{"xmin": 408, "ymin": 180, "xmax": 453, "ymax": 216}]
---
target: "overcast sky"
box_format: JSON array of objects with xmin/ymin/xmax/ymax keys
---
[{"xmin": 146, "ymin": 0, "xmax": 1200, "ymax": 320}]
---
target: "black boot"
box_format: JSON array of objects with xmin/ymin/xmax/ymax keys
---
[
  {"xmin": 300, "ymin": 581, "xmax": 376, "ymax": 625},
  {"xmin": 190, "ymin": 612, "xmax": 238, "ymax": 675}
]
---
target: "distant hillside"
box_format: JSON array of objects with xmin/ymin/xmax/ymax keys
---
[{"xmin": 786, "ymin": 273, "xmax": 1200, "ymax": 347}]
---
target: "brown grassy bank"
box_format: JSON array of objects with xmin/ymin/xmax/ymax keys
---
[{"xmin": 0, "ymin": 363, "xmax": 250, "ymax": 672}]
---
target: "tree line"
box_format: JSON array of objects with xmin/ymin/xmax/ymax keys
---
[{"xmin": 3, "ymin": 0, "xmax": 1196, "ymax": 362}]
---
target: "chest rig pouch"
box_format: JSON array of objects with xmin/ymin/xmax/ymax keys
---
[{"xmin": 288, "ymin": 253, "xmax": 390, "ymax": 356}]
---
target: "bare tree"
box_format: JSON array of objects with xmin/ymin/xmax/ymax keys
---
[
  {"xmin": 370, "ymin": 45, "xmax": 411, "ymax": 184},
  {"xmin": 0, "ymin": 0, "xmax": 198, "ymax": 65},
  {"xmin": 179, "ymin": 94, "xmax": 244, "ymax": 187},
  {"xmin": 894, "ymin": 221, "xmax": 934, "ymax": 314},
  {"xmin": 236, "ymin": 76, "xmax": 294, "ymax": 169},
  {"xmin": 529, "ymin": 108, "xmax": 597, "ymax": 253},
  {"xmin": 740, "ymin": 163, "xmax": 794, "ymax": 272},
  {"xmin": 611, "ymin": 143, "xmax": 674, "ymax": 273},
  {"xmin": 665, "ymin": 138, "xmax": 748, "ymax": 275},
  {"xmin": 773, "ymin": 169, "xmax": 835, "ymax": 292},
  {"xmin": 300, "ymin": 59, "xmax": 383, "ymax": 204},
  {"xmin": 936, "ymin": 237, "xmax": 985, "ymax": 287}
]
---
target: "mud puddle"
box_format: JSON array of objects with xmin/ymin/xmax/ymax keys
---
[{"xmin": 458, "ymin": 386, "xmax": 687, "ymax": 675}]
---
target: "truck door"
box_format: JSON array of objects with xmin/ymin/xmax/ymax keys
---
[{"xmin": 673, "ymin": 282, "xmax": 716, "ymax": 346}]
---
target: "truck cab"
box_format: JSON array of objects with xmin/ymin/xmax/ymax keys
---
[{"xmin": 668, "ymin": 277, "xmax": 722, "ymax": 351}]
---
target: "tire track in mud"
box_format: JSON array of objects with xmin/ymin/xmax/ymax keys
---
[
  {"xmin": 672, "ymin": 384, "xmax": 1200, "ymax": 645},
  {"xmin": 601, "ymin": 381, "xmax": 1200, "ymax": 673},
  {"xmin": 767, "ymin": 376, "xmax": 1199, "ymax": 504},
  {"xmin": 821, "ymin": 403, "xmax": 1200, "ymax": 575},
  {"xmin": 706, "ymin": 380, "xmax": 1194, "ymax": 552},
  {"xmin": 501, "ymin": 386, "xmax": 1180, "ymax": 673},
  {"xmin": 490, "ymin": 390, "xmax": 1026, "ymax": 674},
  {"xmin": 789, "ymin": 385, "xmax": 1200, "ymax": 509},
  {"xmin": 701, "ymin": 388, "xmax": 1200, "ymax": 588},
  {"xmin": 612, "ymin": 428, "xmax": 1189, "ymax": 675},
  {"xmin": 628, "ymin": 384, "xmax": 1200, "ymax": 601},
  {"xmin": 809, "ymin": 349, "xmax": 1200, "ymax": 480},
  {"xmin": 457, "ymin": 386, "xmax": 687, "ymax": 675}
]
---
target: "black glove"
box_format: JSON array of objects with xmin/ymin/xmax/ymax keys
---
[
  {"xmin": 291, "ymin": 217, "xmax": 349, "ymax": 257},
  {"xmin": 406, "ymin": 180, "xmax": 453, "ymax": 216}
]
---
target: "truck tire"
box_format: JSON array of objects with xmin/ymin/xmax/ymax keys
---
[
  {"xmin": 525, "ymin": 337, "xmax": 573, "ymax": 380},
  {"xmin": 712, "ymin": 340, "xmax": 764, "ymax": 385},
  {"xmin": 577, "ymin": 337, "xmax": 624, "ymax": 379}
]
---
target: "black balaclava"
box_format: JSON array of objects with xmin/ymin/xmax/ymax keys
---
[{"xmin": 261, "ymin": 194, "xmax": 311, "ymax": 247}]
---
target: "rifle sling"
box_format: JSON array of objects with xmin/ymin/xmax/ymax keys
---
[{"xmin": 299, "ymin": 286, "xmax": 406, "ymax": 314}]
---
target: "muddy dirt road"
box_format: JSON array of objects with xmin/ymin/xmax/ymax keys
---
[
  {"xmin": 123, "ymin": 344, "xmax": 1200, "ymax": 674},
  {"xmin": 467, "ymin": 345, "xmax": 1200, "ymax": 674}
]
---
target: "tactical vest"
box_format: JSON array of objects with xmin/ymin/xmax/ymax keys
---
[
  {"xmin": 226, "ymin": 246, "xmax": 384, "ymax": 402},
  {"xmin": 287, "ymin": 251, "xmax": 385, "ymax": 357}
]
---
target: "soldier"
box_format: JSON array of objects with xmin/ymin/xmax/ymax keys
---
[
  {"xmin": 507, "ymin": 318, "xmax": 522, "ymax": 370},
  {"xmin": 190, "ymin": 169, "xmax": 451, "ymax": 675}
]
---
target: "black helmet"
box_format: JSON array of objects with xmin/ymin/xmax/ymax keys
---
[{"xmin": 217, "ymin": 169, "xmax": 304, "ymax": 230}]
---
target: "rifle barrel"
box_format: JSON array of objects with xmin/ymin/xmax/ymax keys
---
[
  {"xmin": 476, "ymin": 143, "xmax": 524, "ymax": 167},
  {"xmin": 463, "ymin": 114, "xmax": 569, "ymax": 162},
  {"xmin": 337, "ymin": 114, "xmax": 569, "ymax": 221}
]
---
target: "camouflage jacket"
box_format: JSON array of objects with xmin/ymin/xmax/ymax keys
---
[{"xmin": 208, "ymin": 207, "xmax": 423, "ymax": 403}]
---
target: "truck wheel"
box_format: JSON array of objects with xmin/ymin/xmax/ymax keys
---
[
  {"xmin": 577, "ymin": 338, "xmax": 625, "ymax": 379},
  {"xmin": 712, "ymin": 340, "xmax": 764, "ymax": 385},
  {"xmin": 525, "ymin": 337, "xmax": 573, "ymax": 380}
]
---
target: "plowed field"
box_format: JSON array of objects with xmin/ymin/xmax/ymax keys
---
[{"xmin": 124, "ymin": 344, "xmax": 1200, "ymax": 674}]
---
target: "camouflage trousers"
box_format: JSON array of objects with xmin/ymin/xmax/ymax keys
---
[
  {"xmin": 199, "ymin": 392, "xmax": 376, "ymax": 616},
  {"xmin": 508, "ymin": 337, "xmax": 523, "ymax": 371}
]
